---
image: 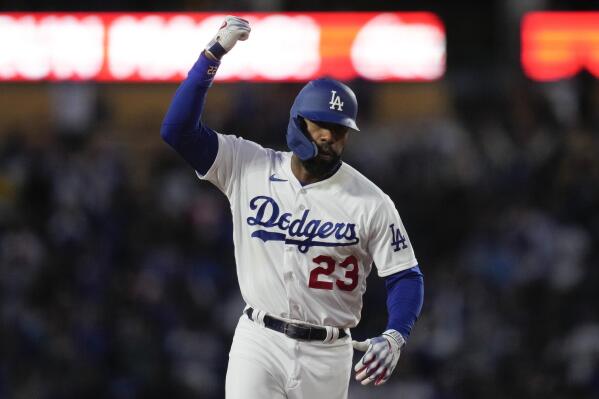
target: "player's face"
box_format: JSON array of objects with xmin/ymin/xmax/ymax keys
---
[{"xmin": 304, "ymin": 119, "xmax": 349, "ymax": 163}]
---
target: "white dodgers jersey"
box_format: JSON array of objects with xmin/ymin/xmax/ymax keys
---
[{"xmin": 198, "ymin": 133, "xmax": 418, "ymax": 328}]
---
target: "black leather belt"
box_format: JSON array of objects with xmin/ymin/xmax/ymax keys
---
[{"xmin": 244, "ymin": 307, "xmax": 347, "ymax": 341}]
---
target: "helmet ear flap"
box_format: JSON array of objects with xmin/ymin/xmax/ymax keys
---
[{"xmin": 287, "ymin": 115, "xmax": 318, "ymax": 161}]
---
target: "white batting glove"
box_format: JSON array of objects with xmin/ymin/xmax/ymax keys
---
[
  {"xmin": 205, "ymin": 16, "xmax": 251, "ymax": 60},
  {"xmin": 352, "ymin": 329, "xmax": 405, "ymax": 386}
]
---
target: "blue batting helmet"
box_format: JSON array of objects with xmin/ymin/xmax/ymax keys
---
[{"xmin": 286, "ymin": 78, "xmax": 359, "ymax": 160}]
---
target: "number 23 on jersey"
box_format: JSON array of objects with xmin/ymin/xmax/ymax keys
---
[{"xmin": 308, "ymin": 255, "xmax": 359, "ymax": 292}]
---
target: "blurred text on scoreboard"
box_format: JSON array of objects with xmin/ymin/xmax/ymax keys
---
[{"xmin": 0, "ymin": 12, "xmax": 446, "ymax": 82}]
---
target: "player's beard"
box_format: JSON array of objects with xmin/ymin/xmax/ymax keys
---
[{"xmin": 301, "ymin": 144, "xmax": 342, "ymax": 178}]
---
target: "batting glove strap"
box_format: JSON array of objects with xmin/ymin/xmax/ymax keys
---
[
  {"xmin": 382, "ymin": 329, "xmax": 406, "ymax": 351},
  {"xmin": 205, "ymin": 42, "xmax": 227, "ymax": 60},
  {"xmin": 352, "ymin": 329, "xmax": 405, "ymax": 386},
  {"xmin": 205, "ymin": 16, "xmax": 251, "ymax": 60}
]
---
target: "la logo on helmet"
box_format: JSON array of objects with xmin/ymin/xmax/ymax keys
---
[{"xmin": 329, "ymin": 90, "xmax": 344, "ymax": 111}]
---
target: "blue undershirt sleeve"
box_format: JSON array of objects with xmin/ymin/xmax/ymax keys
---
[
  {"xmin": 160, "ymin": 52, "xmax": 221, "ymax": 175},
  {"xmin": 384, "ymin": 265, "xmax": 424, "ymax": 340}
]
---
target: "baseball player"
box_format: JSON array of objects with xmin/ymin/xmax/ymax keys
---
[{"xmin": 161, "ymin": 16, "xmax": 424, "ymax": 398}]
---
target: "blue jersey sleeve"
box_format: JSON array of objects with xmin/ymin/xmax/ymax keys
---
[
  {"xmin": 160, "ymin": 52, "xmax": 221, "ymax": 175},
  {"xmin": 384, "ymin": 265, "xmax": 424, "ymax": 340}
]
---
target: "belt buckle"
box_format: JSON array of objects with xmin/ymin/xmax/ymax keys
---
[
  {"xmin": 283, "ymin": 323, "xmax": 307, "ymax": 340},
  {"xmin": 283, "ymin": 323, "xmax": 294, "ymax": 339}
]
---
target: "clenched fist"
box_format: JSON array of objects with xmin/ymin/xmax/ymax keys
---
[{"xmin": 205, "ymin": 15, "xmax": 251, "ymax": 60}]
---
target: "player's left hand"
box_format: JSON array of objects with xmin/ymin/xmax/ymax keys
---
[{"xmin": 352, "ymin": 329, "xmax": 405, "ymax": 386}]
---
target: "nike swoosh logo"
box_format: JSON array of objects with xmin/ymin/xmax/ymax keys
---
[{"xmin": 269, "ymin": 174, "xmax": 288, "ymax": 182}]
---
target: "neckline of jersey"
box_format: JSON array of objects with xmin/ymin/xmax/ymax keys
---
[{"xmin": 282, "ymin": 152, "xmax": 345, "ymax": 190}]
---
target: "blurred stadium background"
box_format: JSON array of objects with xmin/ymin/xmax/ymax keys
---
[{"xmin": 1, "ymin": 1, "xmax": 598, "ymax": 398}]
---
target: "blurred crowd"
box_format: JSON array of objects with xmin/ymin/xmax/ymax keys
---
[{"xmin": 1, "ymin": 72, "xmax": 599, "ymax": 399}]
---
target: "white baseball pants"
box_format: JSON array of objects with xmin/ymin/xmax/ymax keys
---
[{"xmin": 225, "ymin": 313, "xmax": 353, "ymax": 399}]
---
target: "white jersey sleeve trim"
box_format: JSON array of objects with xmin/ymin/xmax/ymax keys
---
[
  {"xmin": 376, "ymin": 258, "xmax": 419, "ymax": 278},
  {"xmin": 194, "ymin": 133, "xmax": 252, "ymax": 199}
]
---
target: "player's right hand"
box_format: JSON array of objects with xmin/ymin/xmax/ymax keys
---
[{"xmin": 205, "ymin": 16, "xmax": 251, "ymax": 60}]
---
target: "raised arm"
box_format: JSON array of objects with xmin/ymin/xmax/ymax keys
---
[{"xmin": 160, "ymin": 16, "xmax": 250, "ymax": 175}]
